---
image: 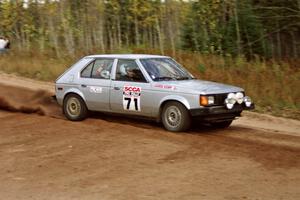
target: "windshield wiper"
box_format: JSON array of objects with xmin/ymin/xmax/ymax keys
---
[{"xmin": 153, "ymin": 76, "xmax": 176, "ymax": 81}]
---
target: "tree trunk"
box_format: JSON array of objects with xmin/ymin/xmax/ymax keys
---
[
  {"xmin": 276, "ymin": 21, "xmax": 282, "ymax": 59},
  {"xmin": 149, "ymin": 26, "xmax": 153, "ymax": 48},
  {"xmin": 117, "ymin": 15, "xmax": 122, "ymax": 49},
  {"xmin": 98, "ymin": 13, "xmax": 105, "ymax": 52},
  {"xmin": 245, "ymin": 27, "xmax": 253, "ymax": 58},
  {"xmin": 270, "ymin": 36, "xmax": 275, "ymax": 58},
  {"xmin": 60, "ymin": 3, "xmax": 75, "ymax": 57},
  {"xmin": 168, "ymin": 21, "xmax": 176, "ymax": 57},
  {"xmin": 108, "ymin": 27, "xmax": 113, "ymax": 51},
  {"xmin": 290, "ymin": 31, "xmax": 297, "ymax": 58},
  {"xmin": 48, "ymin": 17, "xmax": 60, "ymax": 58},
  {"xmin": 134, "ymin": 13, "xmax": 139, "ymax": 46},
  {"xmin": 234, "ymin": 0, "xmax": 241, "ymax": 55},
  {"xmin": 125, "ymin": 19, "xmax": 129, "ymax": 48},
  {"xmin": 155, "ymin": 16, "xmax": 164, "ymax": 54},
  {"xmin": 191, "ymin": 18, "xmax": 200, "ymax": 51}
]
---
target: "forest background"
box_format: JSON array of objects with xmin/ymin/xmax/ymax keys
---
[{"xmin": 0, "ymin": 0, "xmax": 299, "ymax": 119}]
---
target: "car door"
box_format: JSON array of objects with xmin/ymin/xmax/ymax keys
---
[
  {"xmin": 78, "ymin": 58, "xmax": 116, "ymax": 111},
  {"xmin": 110, "ymin": 59, "xmax": 152, "ymax": 116}
]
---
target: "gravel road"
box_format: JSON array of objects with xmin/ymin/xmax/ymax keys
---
[{"xmin": 0, "ymin": 73, "xmax": 299, "ymax": 200}]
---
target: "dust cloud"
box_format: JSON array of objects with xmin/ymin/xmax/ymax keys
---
[{"xmin": 0, "ymin": 84, "xmax": 62, "ymax": 118}]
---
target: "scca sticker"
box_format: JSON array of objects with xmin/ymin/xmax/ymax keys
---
[{"xmin": 123, "ymin": 86, "xmax": 141, "ymax": 111}]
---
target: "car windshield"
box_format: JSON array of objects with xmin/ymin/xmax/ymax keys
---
[{"xmin": 140, "ymin": 58, "xmax": 194, "ymax": 81}]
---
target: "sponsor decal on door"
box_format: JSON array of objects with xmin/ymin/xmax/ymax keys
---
[{"xmin": 89, "ymin": 86, "xmax": 103, "ymax": 93}]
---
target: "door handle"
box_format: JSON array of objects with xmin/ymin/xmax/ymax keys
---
[
  {"xmin": 81, "ymin": 84, "xmax": 87, "ymax": 88},
  {"xmin": 113, "ymin": 86, "xmax": 120, "ymax": 90}
]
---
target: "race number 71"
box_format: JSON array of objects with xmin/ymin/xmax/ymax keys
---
[
  {"xmin": 123, "ymin": 97, "xmax": 140, "ymax": 111},
  {"xmin": 122, "ymin": 86, "xmax": 141, "ymax": 111}
]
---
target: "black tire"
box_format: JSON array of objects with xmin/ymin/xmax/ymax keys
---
[
  {"xmin": 161, "ymin": 101, "xmax": 191, "ymax": 132},
  {"xmin": 211, "ymin": 120, "xmax": 232, "ymax": 129},
  {"xmin": 63, "ymin": 94, "xmax": 88, "ymax": 121}
]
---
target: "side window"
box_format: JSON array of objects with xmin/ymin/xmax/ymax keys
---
[
  {"xmin": 81, "ymin": 61, "xmax": 93, "ymax": 78},
  {"xmin": 91, "ymin": 59, "xmax": 114, "ymax": 79},
  {"xmin": 81, "ymin": 59, "xmax": 114, "ymax": 79},
  {"xmin": 115, "ymin": 59, "xmax": 147, "ymax": 82}
]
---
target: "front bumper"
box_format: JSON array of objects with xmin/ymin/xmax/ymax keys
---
[{"xmin": 189, "ymin": 103, "xmax": 255, "ymax": 122}]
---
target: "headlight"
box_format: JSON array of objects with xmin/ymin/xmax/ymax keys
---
[
  {"xmin": 243, "ymin": 96, "xmax": 252, "ymax": 107},
  {"xmin": 208, "ymin": 96, "xmax": 214, "ymax": 104},
  {"xmin": 200, "ymin": 95, "xmax": 214, "ymax": 106}
]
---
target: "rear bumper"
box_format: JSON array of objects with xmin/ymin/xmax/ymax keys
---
[{"xmin": 189, "ymin": 104, "xmax": 255, "ymax": 122}]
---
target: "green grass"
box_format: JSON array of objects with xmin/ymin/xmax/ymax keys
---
[{"xmin": 1, "ymin": 49, "xmax": 299, "ymax": 119}]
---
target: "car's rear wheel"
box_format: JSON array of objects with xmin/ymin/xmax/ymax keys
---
[
  {"xmin": 211, "ymin": 120, "xmax": 232, "ymax": 129},
  {"xmin": 63, "ymin": 94, "xmax": 88, "ymax": 121},
  {"xmin": 161, "ymin": 102, "xmax": 191, "ymax": 132}
]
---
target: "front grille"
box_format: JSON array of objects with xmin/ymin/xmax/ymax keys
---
[
  {"xmin": 201, "ymin": 93, "xmax": 228, "ymax": 106},
  {"xmin": 213, "ymin": 93, "xmax": 228, "ymax": 105}
]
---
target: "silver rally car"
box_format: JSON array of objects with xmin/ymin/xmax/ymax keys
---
[{"xmin": 55, "ymin": 54, "xmax": 254, "ymax": 132}]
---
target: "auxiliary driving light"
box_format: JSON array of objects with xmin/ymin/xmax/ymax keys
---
[
  {"xmin": 244, "ymin": 96, "xmax": 252, "ymax": 107},
  {"xmin": 227, "ymin": 93, "xmax": 236, "ymax": 104},
  {"xmin": 225, "ymin": 93, "xmax": 236, "ymax": 109},
  {"xmin": 225, "ymin": 98, "xmax": 234, "ymax": 109},
  {"xmin": 236, "ymin": 92, "xmax": 244, "ymax": 104}
]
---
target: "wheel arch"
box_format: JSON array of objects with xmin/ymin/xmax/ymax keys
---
[
  {"xmin": 157, "ymin": 96, "xmax": 191, "ymax": 122},
  {"xmin": 63, "ymin": 88, "xmax": 86, "ymax": 103}
]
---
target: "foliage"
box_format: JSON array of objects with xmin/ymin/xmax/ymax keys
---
[{"xmin": 0, "ymin": 0, "xmax": 298, "ymax": 58}]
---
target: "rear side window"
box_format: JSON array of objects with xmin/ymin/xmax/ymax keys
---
[
  {"xmin": 80, "ymin": 59, "xmax": 114, "ymax": 79},
  {"xmin": 81, "ymin": 62, "xmax": 93, "ymax": 78},
  {"xmin": 91, "ymin": 59, "xmax": 114, "ymax": 79}
]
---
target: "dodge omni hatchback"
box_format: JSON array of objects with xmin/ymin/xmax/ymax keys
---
[{"xmin": 55, "ymin": 54, "xmax": 254, "ymax": 132}]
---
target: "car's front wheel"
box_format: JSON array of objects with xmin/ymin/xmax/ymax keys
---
[
  {"xmin": 161, "ymin": 102, "xmax": 191, "ymax": 132},
  {"xmin": 63, "ymin": 94, "xmax": 88, "ymax": 121}
]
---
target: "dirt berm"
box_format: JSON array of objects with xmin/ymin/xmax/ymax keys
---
[{"xmin": 0, "ymin": 72, "xmax": 299, "ymax": 200}]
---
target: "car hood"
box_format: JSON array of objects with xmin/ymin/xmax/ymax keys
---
[{"xmin": 157, "ymin": 79, "xmax": 244, "ymax": 94}]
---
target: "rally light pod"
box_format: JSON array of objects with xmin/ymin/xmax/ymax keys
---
[
  {"xmin": 225, "ymin": 98, "xmax": 234, "ymax": 109},
  {"xmin": 227, "ymin": 93, "xmax": 236, "ymax": 104},
  {"xmin": 236, "ymin": 92, "xmax": 244, "ymax": 104},
  {"xmin": 225, "ymin": 93, "xmax": 237, "ymax": 109},
  {"xmin": 244, "ymin": 96, "xmax": 252, "ymax": 107}
]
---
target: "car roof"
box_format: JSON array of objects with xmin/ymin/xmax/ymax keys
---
[{"xmin": 84, "ymin": 54, "xmax": 169, "ymax": 59}]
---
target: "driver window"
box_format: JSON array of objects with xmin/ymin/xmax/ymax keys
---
[
  {"xmin": 91, "ymin": 59, "xmax": 114, "ymax": 79},
  {"xmin": 115, "ymin": 59, "xmax": 147, "ymax": 82}
]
